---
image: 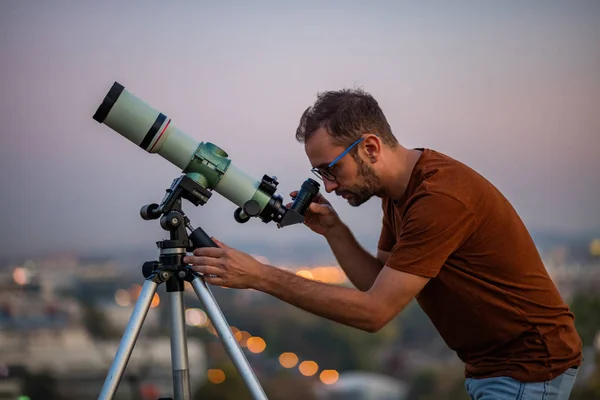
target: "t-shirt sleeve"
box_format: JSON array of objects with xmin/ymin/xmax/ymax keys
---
[
  {"xmin": 378, "ymin": 216, "xmax": 396, "ymax": 252},
  {"xmin": 386, "ymin": 193, "xmax": 476, "ymax": 278}
]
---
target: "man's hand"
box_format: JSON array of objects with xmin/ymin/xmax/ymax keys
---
[
  {"xmin": 288, "ymin": 191, "xmax": 342, "ymax": 236},
  {"xmin": 183, "ymin": 238, "xmax": 265, "ymax": 289}
]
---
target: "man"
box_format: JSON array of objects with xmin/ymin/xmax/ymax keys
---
[{"xmin": 183, "ymin": 89, "xmax": 582, "ymax": 399}]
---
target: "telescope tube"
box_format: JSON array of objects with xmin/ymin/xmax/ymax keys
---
[{"xmin": 92, "ymin": 82, "xmax": 276, "ymax": 217}]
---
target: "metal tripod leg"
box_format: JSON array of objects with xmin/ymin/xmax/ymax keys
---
[
  {"xmin": 190, "ymin": 274, "xmax": 268, "ymax": 400},
  {"xmin": 167, "ymin": 290, "xmax": 192, "ymax": 400},
  {"xmin": 99, "ymin": 278, "xmax": 158, "ymax": 400}
]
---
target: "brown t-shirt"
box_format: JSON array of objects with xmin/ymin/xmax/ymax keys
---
[{"xmin": 378, "ymin": 148, "xmax": 582, "ymax": 382}]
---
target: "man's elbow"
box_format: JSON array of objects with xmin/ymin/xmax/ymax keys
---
[
  {"xmin": 362, "ymin": 322, "xmax": 383, "ymax": 334},
  {"xmin": 361, "ymin": 311, "xmax": 392, "ymax": 333},
  {"xmin": 363, "ymin": 299, "xmax": 412, "ymax": 333}
]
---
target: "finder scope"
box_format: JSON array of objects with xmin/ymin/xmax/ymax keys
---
[{"xmin": 93, "ymin": 81, "xmax": 318, "ymax": 227}]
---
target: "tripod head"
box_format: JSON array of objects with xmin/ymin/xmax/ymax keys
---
[{"xmin": 139, "ymin": 174, "xmax": 215, "ymax": 253}]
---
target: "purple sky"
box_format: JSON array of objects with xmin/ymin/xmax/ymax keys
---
[{"xmin": 1, "ymin": 1, "xmax": 599, "ymax": 258}]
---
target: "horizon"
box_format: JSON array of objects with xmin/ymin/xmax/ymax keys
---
[{"xmin": 1, "ymin": 226, "xmax": 598, "ymax": 266}]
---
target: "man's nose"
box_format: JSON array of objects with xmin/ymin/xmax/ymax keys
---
[{"xmin": 323, "ymin": 179, "xmax": 338, "ymax": 193}]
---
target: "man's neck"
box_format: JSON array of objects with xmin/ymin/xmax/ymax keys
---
[{"xmin": 382, "ymin": 147, "xmax": 423, "ymax": 201}]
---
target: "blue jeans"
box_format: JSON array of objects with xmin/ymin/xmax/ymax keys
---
[{"xmin": 465, "ymin": 367, "xmax": 578, "ymax": 400}]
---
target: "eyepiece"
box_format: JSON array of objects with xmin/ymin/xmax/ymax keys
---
[{"xmin": 291, "ymin": 178, "xmax": 320, "ymax": 215}]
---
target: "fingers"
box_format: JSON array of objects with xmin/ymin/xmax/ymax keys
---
[
  {"xmin": 191, "ymin": 265, "xmax": 221, "ymax": 276},
  {"xmin": 184, "ymin": 255, "xmax": 220, "ymax": 266},
  {"xmin": 211, "ymin": 237, "xmax": 229, "ymax": 249},
  {"xmin": 308, "ymin": 202, "xmax": 331, "ymax": 215},
  {"xmin": 204, "ymin": 275, "xmax": 225, "ymax": 286},
  {"xmin": 287, "ymin": 191, "xmax": 297, "ymax": 209},
  {"xmin": 190, "ymin": 247, "xmax": 225, "ymax": 258}
]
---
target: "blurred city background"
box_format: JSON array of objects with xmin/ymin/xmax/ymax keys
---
[{"xmin": 1, "ymin": 1, "xmax": 599, "ymax": 399}]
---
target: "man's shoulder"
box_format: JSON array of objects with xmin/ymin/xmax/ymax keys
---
[
  {"xmin": 382, "ymin": 148, "xmax": 493, "ymax": 216},
  {"xmin": 417, "ymin": 148, "xmax": 477, "ymax": 179},
  {"xmin": 413, "ymin": 148, "xmax": 491, "ymax": 204}
]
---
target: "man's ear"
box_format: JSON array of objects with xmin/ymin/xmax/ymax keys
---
[{"xmin": 364, "ymin": 134, "xmax": 381, "ymax": 163}]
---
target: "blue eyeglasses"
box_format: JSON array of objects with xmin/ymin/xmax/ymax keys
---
[{"xmin": 311, "ymin": 135, "xmax": 375, "ymax": 181}]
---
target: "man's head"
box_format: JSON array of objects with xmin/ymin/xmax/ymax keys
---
[{"xmin": 295, "ymin": 88, "xmax": 398, "ymax": 206}]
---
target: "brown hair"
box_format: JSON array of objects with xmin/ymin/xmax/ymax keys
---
[{"xmin": 295, "ymin": 88, "xmax": 398, "ymax": 149}]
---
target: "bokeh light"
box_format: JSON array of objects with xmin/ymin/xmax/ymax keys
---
[
  {"xmin": 278, "ymin": 352, "xmax": 299, "ymax": 368},
  {"xmin": 207, "ymin": 369, "xmax": 226, "ymax": 384},
  {"xmin": 319, "ymin": 370, "xmax": 339, "ymax": 385},
  {"xmin": 299, "ymin": 360, "xmax": 318, "ymax": 376},
  {"xmin": 150, "ymin": 293, "xmax": 160, "ymax": 308},
  {"xmin": 246, "ymin": 336, "xmax": 266, "ymax": 353},
  {"xmin": 12, "ymin": 267, "xmax": 28, "ymax": 285},
  {"xmin": 296, "ymin": 270, "xmax": 314, "ymax": 280},
  {"xmin": 114, "ymin": 289, "xmax": 131, "ymax": 307},
  {"xmin": 185, "ymin": 308, "xmax": 208, "ymax": 327}
]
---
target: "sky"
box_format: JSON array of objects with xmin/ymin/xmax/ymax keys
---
[{"xmin": 1, "ymin": 1, "xmax": 599, "ymax": 259}]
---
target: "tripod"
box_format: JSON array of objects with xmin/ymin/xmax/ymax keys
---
[{"xmin": 98, "ymin": 175, "xmax": 268, "ymax": 400}]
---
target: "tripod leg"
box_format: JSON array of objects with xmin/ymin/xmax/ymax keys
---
[
  {"xmin": 190, "ymin": 275, "xmax": 268, "ymax": 400},
  {"xmin": 167, "ymin": 290, "xmax": 192, "ymax": 400},
  {"xmin": 99, "ymin": 279, "xmax": 159, "ymax": 400}
]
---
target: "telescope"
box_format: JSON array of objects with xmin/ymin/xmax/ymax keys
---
[
  {"xmin": 91, "ymin": 82, "xmax": 320, "ymax": 400},
  {"xmin": 93, "ymin": 81, "xmax": 319, "ymax": 226}
]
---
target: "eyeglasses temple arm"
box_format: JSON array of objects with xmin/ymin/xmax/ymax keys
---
[{"xmin": 327, "ymin": 137, "xmax": 366, "ymax": 167}]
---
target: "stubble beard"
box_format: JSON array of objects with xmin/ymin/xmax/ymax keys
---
[{"xmin": 339, "ymin": 157, "xmax": 383, "ymax": 207}]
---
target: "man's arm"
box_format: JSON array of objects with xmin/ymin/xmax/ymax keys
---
[
  {"xmin": 186, "ymin": 193, "xmax": 473, "ymax": 332},
  {"xmin": 253, "ymin": 263, "xmax": 429, "ymax": 333},
  {"xmin": 254, "ymin": 193, "xmax": 473, "ymax": 330},
  {"xmin": 325, "ymin": 223, "xmax": 386, "ymax": 291}
]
